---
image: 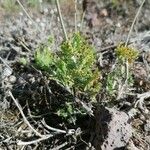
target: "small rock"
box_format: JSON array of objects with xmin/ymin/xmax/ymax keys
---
[
  {"xmin": 50, "ymin": 9, "xmax": 55, "ymax": 15},
  {"xmin": 94, "ymin": 38, "xmax": 102, "ymax": 47},
  {"xmin": 144, "ymin": 120, "xmax": 150, "ymax": 132},
  {"xmin": 94, "ymin": 106, "xmax": 132, "ymax": 150},
  {"xmin": 8, "ymin": 75, "xmax": 16, "ymax": 84},
  {"xmin": 29, "ymin": 77, "xmax": 35, "ymax": 83},
  {"xmin": 106, "ymin": 18, "xmax": 113, "ymax": 25},
  {"xmin": 28, "ymin": 20, "xmax": 33, "ymax": 25},
  {"xmin": 1, "ymin": 67, "xmax": 13, "ymax": 79},
  {"xmin": 36, "ymin": 18, "xmax": 41, "ymax": 23},
  {"xmin": 99, "ymin": 8, "xmax": 108, "ymax": 17},
  {"xmin": 19, "ymin": 12, "xmax": 23, "ymax": 16},
  {"xmin": 43, "ymin": 8, "xmax": 49, "ymax": 14},
  {"xmin": 18, "ymin": 77, "xmax": 26, "ymax": 84},
  {"xmin": 145, "ymin": 136, "xmax": 150, "ymax": 144},
  {"xmin": 139, "ymin": 114, "xmax": 146, "ymax": 121},
  {"xmin": 40, "ymin": 22, "xmax": 46, "ymax": 30}
]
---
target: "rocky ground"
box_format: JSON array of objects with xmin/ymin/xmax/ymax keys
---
[{"xmin": 0, "ymin": 0, "xmax": 150, "ymax": 149}]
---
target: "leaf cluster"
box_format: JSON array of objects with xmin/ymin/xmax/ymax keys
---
[
  {"xmin": 106, "ymin": 64, "xmax": 133, "ymax": 97},
  {"xmin": 115, "ymin": 44, "xmax": 139, "ymax": 63},
  {"xmin": 57, "ymin": 102, "xmax": 85, "ymax": 124},
  {"xmin": 34, "ymin": 33, "xmax": 100, "ymax": 99}
]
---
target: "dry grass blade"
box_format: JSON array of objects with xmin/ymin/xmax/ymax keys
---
[
  {"xmin": 17, "ymin": 134, "xmax": 53, "ymax": 146},
  {"xmin": 125, "ymin": 0, "xmax": 146, "ymax": 46},
  {"xmin": 56, "ymin": 0, "xmax": 68, "ymax": 40},
  {"xmin": 41, "ymin": 119, "xmax": 75, "ymax": 134},
  {"xmin": 16, "ymin": 0, "xmax": 41, "ymax": 32},
  {"xmin": 8, "ymin": 91, "xmax": 43, "ymax": 137}
]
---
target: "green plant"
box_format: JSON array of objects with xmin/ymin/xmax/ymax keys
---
[
  {"xmin": 106, "ymin": 70, "xmax": 118, "ymax": 96},
  {"xmin": 106, "ymin": 44, "xmax": 138, "ymax": 97},
  {"xmin": 2, "ymin": 0, "xmax": 19, "ymax": 12},
  {"xmin": 27, "ymin": 0, "xmax": 40, "ymax": 8},
  {"xmin": 34, "ymin": 33, "xmax": 100, "ymax": 122},
  {"xmin": 57, "ymin": 102, "xmax": 85, "ymax": 124},
  {"xmin": 115, "ymin": 44, "xmax": 139, "ymax": 63},
  {"xmin": 35, "ymin": 33, "xmax": 100, "ymax": 99},
  {"xmin": 35, "ymin": 45, "xmax": 55, "ymax": 71},
  {"xmin": 111, "ymin": 0, "xmax": 129, "ymax": 6},
  {"xmin": 111, "ymin": 0, "xmax": 120, "ymax": 6},
  {"xmin": 106, "ymin": 64, "xmax": 133, "ymax": 96},
  {"xmin": 19, "ymin": 58, "xmax": 28, "ymax": 66}
]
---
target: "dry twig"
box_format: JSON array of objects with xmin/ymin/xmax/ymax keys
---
[
  {"xmin": 56, "ymin": 0, "xmax": 68, "ymax": 40},
  {"xmin": 41, "ymin": 119, "xmax": 75, "ymax": 135},
  {"xmin": 8, "ymin": 91, "xmax": 43, "ymax": 137},
  {"xmin": 134, "ymin": 91, "xmax": 150, "ymax": 113},
  {"xmin": 74, "ymin": 0, "xmax": 77, "ymax": 32},
  {"xmin": 125, "ymin": 0, "xmax": 146, "ymax": 46},
  {"xmin": 17, "ymin": 134, "xmax": 53, "ymax": 146},
  {"xmin": 16, "ymin": 0, "xmax": 41, "ymax": 32}
]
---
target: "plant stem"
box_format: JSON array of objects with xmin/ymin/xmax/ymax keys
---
[
  {"xmin": 117, "ymin": 0, "xmax": 146, "ymax": 100},
  {"xmin": 74, "ymin": 0, "xmax": 77, "ymax": 32},
  {"xmin": 80, "ymin": 11, "xmax": 85, "ymax": 31},
  {"xmin": 56, "ymin": 0, "xmax": 68, "ymax": 41},
  {"xmin": 125, "ymin": 0, "xmax": 145, "ymax": 46},
  {"xmin": 16, "ymin": 0, "xmax": 41, "ymax": 32}
]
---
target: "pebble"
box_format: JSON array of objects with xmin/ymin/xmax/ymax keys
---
[
  {"xmin": 50, "ymin": 9, "xmax": 55, "ymax": 15},
  {"xmin": 1, "ymin": 67, "xmax": 12, "ymax": 79},
  {"xmin": 43, "ymin": 8, "xmax": 48, "ymax": 14},
  {"xmin": 36, "ymin": 18, "xmax": 41, "ymax": 23},
  {"xmin": 29, "ymin": 77, "xmax": 35, "ymax": 83},
  {"xmin": 145, "ymin": 136, "xmax": 150, "ymax": 144},
  {"xmin": 8, "ymin": 75, "xmax": 16, "ymax": 84},
  {"xmin": 144, "ymin": 120, "xmax": 150, "ymax": 132},
  {"xmin": 28, "ymin": 20, "xmax": 33, "ymax": 25}
]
